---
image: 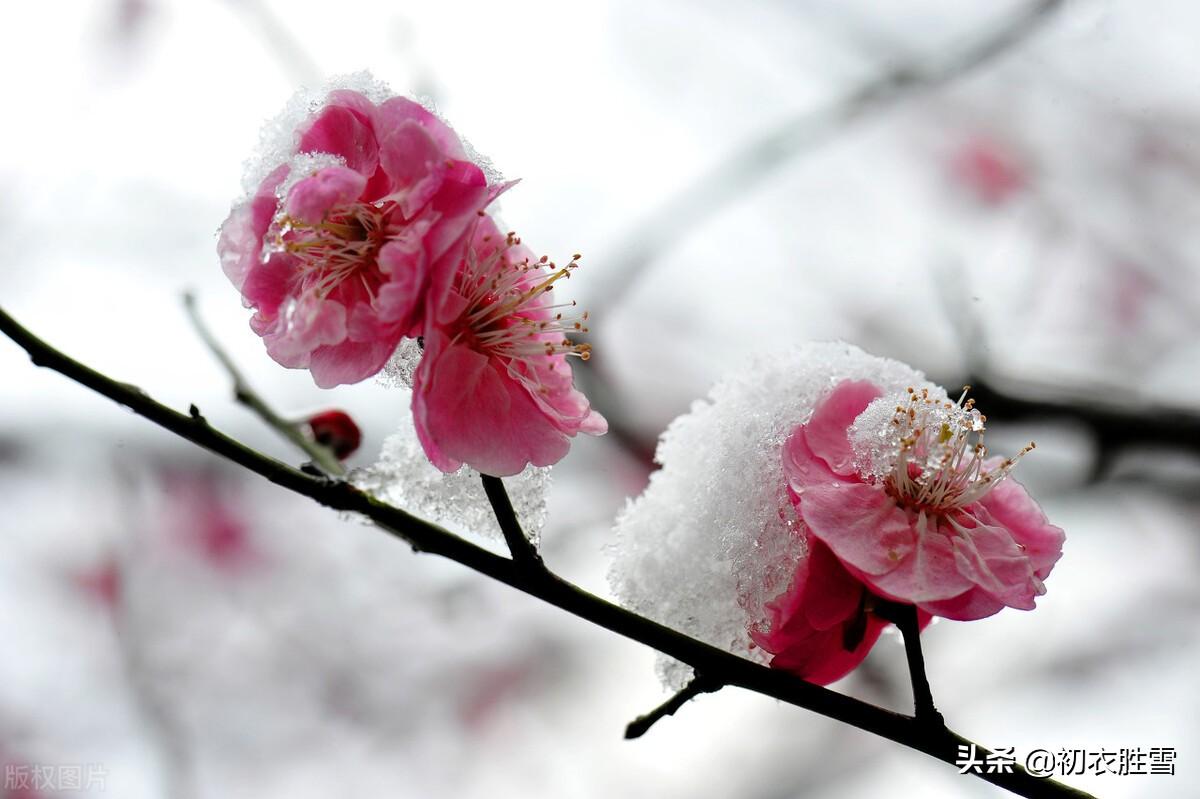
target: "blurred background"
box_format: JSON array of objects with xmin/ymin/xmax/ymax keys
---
[{"xmin": 2, "ymin": 0, "xmax": 1199, "ymax": 796}]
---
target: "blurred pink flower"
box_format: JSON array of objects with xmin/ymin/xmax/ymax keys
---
[
  {"xmin": 162, "ymin": 470, "xmax": 262, "ymax": 573},
  {"xmin": 219, "ymin": 90, "xmax": 501, "ymax": 387},
  {"xmin": 785, "ymin": 380, "xmax": 1064, "ymax": 621},
  {"xmin": 950, "ymin": 134, "xmax": 1027, "ymax": 206},
  {"xmin": 413, "ymin": 217, "xmax": 606, "ymax": 476}
]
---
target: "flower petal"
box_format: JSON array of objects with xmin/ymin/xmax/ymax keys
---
[
  {"xmin": 976, "ymin": 477, "xmax": 1065, "ymax": 579},
  {"xmin": 412, "ymin": 331, "xmax": 572, "ymax": 476},
  {"xmin": 782, "ymin": 426, "xmax": 840, "ymax": 493},
  {"xmin": 802, "ymin": 539, "xmax": 869, "ymax": 631},
  {"xmin": 949, "ymin": 516, "xmax": 1041, "ymax": 610},
  {"xmin": 805, "ymin": 380, "xmax": 883, "ymax": 475},
  {"xmin": 377, "ymin": 120, "xmax": 447, "ymax": 218},
  {"xmin": 866, "ymin": 511, "xmax": 975, "ymax": 603},
  {"xmin": 307, "ymin": 338, "xmax": 397, "ymax": 388},
  {"xmin": 919, "ymin": 587, "xmax": 1005, "ymax": 621},
  {"xmin": 376, "ymin": 96, "xmax": 468, "ymax": 160},
  {"xmin": 800, "ymin": 482, "xmax": 915, "ymax": 578},
  {"xmin": 284, "ymin": 166, "xmax": 368, "ymax": 224},
  {"xmin": 298, "ymin": 101, "xmax": 379, "ymax": 176},
  {"xmin": 262, "ymin": 297, "xmax": 347, "ymax": 370},
  {"xmin": 218, "ymin": 165, "xmax": 287, "ymax": 291}
]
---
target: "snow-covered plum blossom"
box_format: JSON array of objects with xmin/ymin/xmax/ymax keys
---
[
  {"xmin": 787, "ymin": 380, "xmax": 1065, "ymax": 621},
  {"xmin": 218, "ymin": 77, "xmax": 504, "ymax": 388},
  {"xmin": 609, "ymin": 343, "xmax": 1063, "ymax": 688},
  {"xmin": 411, "ymin": 215, "xmax": 607, "ymax": 477}
]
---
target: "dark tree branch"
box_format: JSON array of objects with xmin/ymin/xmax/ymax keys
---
[
  {"xmin": 0, "ymin": 307, "xmax": 1094, "ymax": 799},
  {"xmin": 878, "ymin": 602, "xmax": 942, "ymax": 726},
  {"xmin": 625, "ymin": 674, "xmax": 722, "ymax": 739},
  {"xmin": 183, "ymin": 293, "xmax": 345, "ymax": 477},
  {"xmin": 481, "ymin": 473, "xmax": 545, "ymax": 570},
  {"xmin": 967, "ymin": 376, "xmax": 1200, "ymax": 458}
]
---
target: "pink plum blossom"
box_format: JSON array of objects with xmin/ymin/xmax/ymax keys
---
[
  {"xmin": 412, "ymin": 216, "xmax": 607, "ymax": 476},
  {"xmin": 783, "ymin": 380, "xmax": 1065, "ymax": 622},
  {"xmin": 219, "ymin": 89, "xmax": 501, "ymax": 387}
]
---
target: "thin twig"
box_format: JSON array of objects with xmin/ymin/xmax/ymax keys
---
[
  {"xmin": 625, "ymin": 674, "xmax": 721, "ymax": 739},
  {"xmin": 183, "ymin": 293, "xmax": 345, "ymax": 477},
  {"xmin": 226, "ymin": 0, "xmax": 322, "ymax": 85},
  {"xmin": 0, "ymin": 307, "xmax": 1095, "ymax": 799},
  {"xmin": 481, "ymin": 473, "xmax": 544, "ymax": 570}
]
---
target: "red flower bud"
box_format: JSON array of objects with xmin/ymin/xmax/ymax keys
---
[{"xmin": 306, "ymin": 410, "xmax": 362, "ymax": 460}]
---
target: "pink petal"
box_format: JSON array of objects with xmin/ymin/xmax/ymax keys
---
[
  {"xmin": 218, "ymin": 165, "xmax": 287, "ymax": 291},
  {"xmin": 239, "ymin": 252, "xmax": 296, "ymax": 318},
  {"xmin": 262, "ymin": 297, "xmax": 347, "ymax": 370},
  {"xmin": 377, "ymin": 120, "xmax": 447, "ymax": 218},
  {"xmin": 412, "ymin": 331, "xmax": 572, "ymax": 476},
  {"xmin": 802, "ymin": 539, "xmax": 868, "ymax": 631},
  {"xmin": 949, "ymin": 518, "xmax": 1040, "ymax": 610},
  {"xmin": 298, "ymin": 102, "xmax": 379, "ymax": 176},
  {"xmin": 805, "ymin": 380, "xmax": 883, "ymax": 475},
  {"xmin": 376, "ymin": 96, "xmax": 468, "ymax": 160},
  {"xmin": 782, "ymin": 426, "xmax": 840, "ymax": 493},
  {"xmin": 866, "ymin": 511, "xmax": 975, "ymax": 604},
  {"xmin": 285, "ymin": 166, "xmax": 368, "ymax": 224},
  {"xmin": 307, "ymin": 338, "xmax": 398, "ymax": 388},
  {"xmin": 975, "ymin": 477, "xmax": 1065, "ymax": 578},
  {"xmin": 919, "ymin": 587, "xmax": 1005, "ymax": 621},
  {"xmin": 427, "ymin": 161, "xmax": 489, "ymax": 252},
  {"xmin": 800, "ymin": 482, "xmax": 915, "ymax": 578},
  {"xmin": 516, "ymin": 354, "xmax": 606, "ymax": 437},
  {"xmin": 363, "ymin": 235, "xmax": 431, "ymax": 332}
]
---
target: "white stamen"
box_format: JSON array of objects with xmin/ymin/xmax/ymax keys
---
[{"xmin": 850, "ymin": 387, "xmax": 1033, "ymax": 514}]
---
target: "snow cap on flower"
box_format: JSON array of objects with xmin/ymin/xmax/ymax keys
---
[
  {"xmin": 609, "ymin": 343, "xmax": 937, "ymax": 688},
  {"xmin": 411, "ymin": 215, "xmax": 606, "ymax": 477},
  {"xmin": 218, "ymin": 73, "xmax": 506, "ymax": 388},
  {"xmin": 610, "ymin": 343, "xmax": 1064, "ymax": 687}
]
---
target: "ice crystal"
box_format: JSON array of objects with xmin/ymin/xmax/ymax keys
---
[
  {"xmin": 352, "ymin": 410, "xmax": 549, "ymax": 544},
  {"xmin": 378, "ymin": 337, "xmax": 425, "ymax": 389}
]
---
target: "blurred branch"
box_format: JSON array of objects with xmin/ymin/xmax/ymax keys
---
[
  {"xmin": 225, "ymin": 0, "xmax": 321, "ymax": 85},
  {"xmin": 967, "ymin": 376, "xmax": 1200, "ymax": 459},
  {"xmin": 581, "ymin": 0, "xmax": 1065, "ymax": 464},
  {"xmin": 481, "ymin": 474, "xmax": 545, "ymax": 571},
  {"xmin": 183, "ymin": 292, "xmax": 345, "ymax": 477},
  {"xmin": 624, "ymin": 673, "xmax": 721, "ymax": 739},
  {"xmin": 589, "ymin": 0, "xmax": 1064, "ymax": 316},
  {"xmin": 0, "ymin": 306, "xmax": 1094, "ymax": 799}
]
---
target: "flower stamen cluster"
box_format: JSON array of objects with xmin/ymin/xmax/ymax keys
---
[
  {"xmin": 455, "ymin": 230, "xmax": 592, "ymax": 367},
  {"xmin": 271, "ymin": 201, "xmax": 394, "ymax": 301},
  {"xmin": 878, "ymin": 387, "xmax": 1034, "ymax": 514}
]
